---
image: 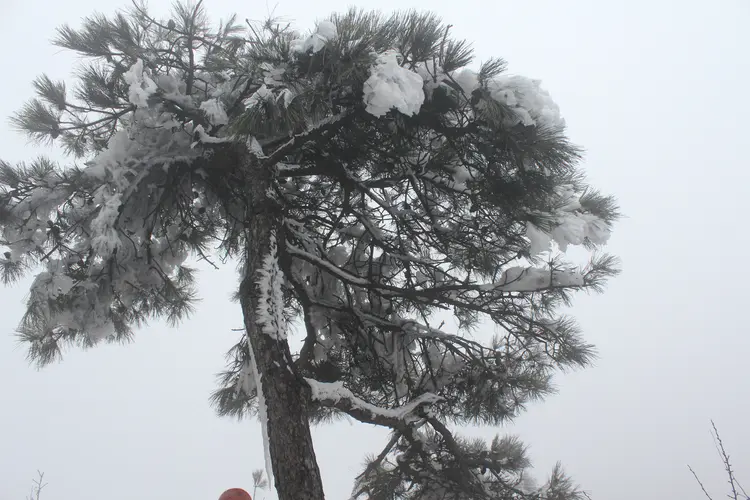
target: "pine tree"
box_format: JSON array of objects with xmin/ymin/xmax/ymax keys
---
[{"xmin": 1, "ymin": 3, "xmax": 619, "ymax": 499}]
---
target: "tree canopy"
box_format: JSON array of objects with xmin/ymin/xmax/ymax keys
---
[{"xmin": 1, "ymin": 2, "xmax": 619, "ymax": 499}]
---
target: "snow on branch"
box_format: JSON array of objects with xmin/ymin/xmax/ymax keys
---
[
  {"xmin": 260, "ymin": 111, "xmax": 354, "ymax": 168},
  {"xmin": 287, "ymin": 243, "xmax": 371, "ymax": 286},
  {"xmin": 123, "ymin": 59, "xmax": 158, "ymax": 108},
  {"xmin": 481, "ymin": 74, "xmax": 565, "ymax": 132},
  {"xmin": 305, "ymin": 378, "xmax": 441, "ymax": 428},
  {"xmin": 192, "ymin": 124, "xmax": 232, "ymax": 145},
  {"xmin": 479, "ymin": 266, "xmax": 584, "ymax": 292},
  {"xmin": 526, "ymin": 184, "xmax": 613, "ymax": 257},
  {"xmin": 199, "ymin": 98, "xmax": 229, "ymax": 126},
  {"xmin": 363, "ymin": 50, "xmax": 425, "ymax": 117},
  {"xmin": 290, "ymin": 20, "xmax": 338, "ymax": 54}
]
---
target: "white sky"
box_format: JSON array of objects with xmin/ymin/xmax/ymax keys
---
[{"xmin": 2, "ymin": 1, "xmax": 749, "ymax": 499}]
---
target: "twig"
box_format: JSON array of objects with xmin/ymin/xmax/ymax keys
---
[
  {"xmin": 689, "ymin": 421, "xmax": 749, "ymax": 500},
  {"xmin": 688, "ymin": 464, "xmax": 714, "ymax": 500},
  {"xmin": 184, "ymin": 0, "xmax": 203, "ymax": 96},
  {"xmin": 26, "ymin": 471, "xmax": 47, "ymax": 500},
  {"xmin": 356, "ymin": 431, "xmax": 401, "ymax": 481},
  {"xmin": 711, "ymin": 420, "xmax": 741, "ymax": 500}
]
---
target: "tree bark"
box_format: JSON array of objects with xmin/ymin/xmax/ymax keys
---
[{"xmin": 238, "ymin": 154, "xmax": 325, "ymax": 500}]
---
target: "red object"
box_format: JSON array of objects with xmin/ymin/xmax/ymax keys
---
[{"xmin": 219, "ymin": 488, "xmax": 252, "ymax": 500}]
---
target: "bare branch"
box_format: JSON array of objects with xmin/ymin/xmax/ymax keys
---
[
  {"xmin": 689, "ymin": 465, "xmax": 715, "ymax": 500},
  {"xmin": 26, "ymin": 471, "xmax": 47, "ymax": 500}
]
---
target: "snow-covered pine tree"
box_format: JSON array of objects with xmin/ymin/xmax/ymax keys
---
[{"xmin": 0, "ymin": 3, "xmax": 619, "ymax": 499}]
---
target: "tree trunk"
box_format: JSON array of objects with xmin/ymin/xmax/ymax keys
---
[{"xmin": 238, "ymin": 156, "xmax": 325, "ymax": 500}]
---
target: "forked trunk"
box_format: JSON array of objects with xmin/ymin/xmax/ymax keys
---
[{"xmin": 238, "ymin": 155, "xmax": 325, "ymax": 500}]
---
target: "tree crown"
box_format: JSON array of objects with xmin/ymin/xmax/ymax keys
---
[{"xmin": 1, "ymin": 3, "xmax": 619, "ymax": 498}]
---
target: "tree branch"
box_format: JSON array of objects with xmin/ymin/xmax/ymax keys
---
[
  {"xmin": 688, "ymin": 465, "xmax": 714, "ymax": 500},
  {"xmin": 261, "ymin": 110, "xmax": 358, "ymax": 169},
  {"xmin": 305, "ymin": 378, "xmax": 441, "ymax": 429}
]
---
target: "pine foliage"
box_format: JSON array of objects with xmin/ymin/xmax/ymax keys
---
[{"xmin": 1, "ymin": 2, "xmax": 619, "ymax": 498}]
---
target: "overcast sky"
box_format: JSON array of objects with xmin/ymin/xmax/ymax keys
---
[{"xmin": 2, "ymin": 1, "xmax": 749, "ymax": 499}]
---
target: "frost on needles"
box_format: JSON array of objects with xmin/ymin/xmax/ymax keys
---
[{"xmin": 0, "ymin": 3, "xmax": 619, "ymax": 500}]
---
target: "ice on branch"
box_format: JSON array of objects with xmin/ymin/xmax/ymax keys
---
[
  {"xmin": 278, "ymin": 88, "xmax": 295, "ymax": 108},
  {"xmin": 234, "ymin": 361, "xmax": 257, "ymax": 397},
  {"xmin": 248, "ymin": 345, "xmax": 274, "ymax": 490},
  {"xmin": 123, "ymin": 59, "xmax": 158, "ymax": 108},
  {"xmin": 363, "ymin": 50, "xmax": 425, "ymax": 117},
  {"xmin": 199, "ymin": 98, "xmax": 229, "ymax": 126},
  {"xmin": 192, "ymin": 124, "xmax": 231, "ymax": 144},
  {"xmin": 243, "ymin": 84, "xmax": 273, "ymax": 110},
  {"xmin": 255, "ymin": 233, "xmax": 287, "ymax": 340},
  {"xmin": 291, "ymin": 20, "xmax": 338, "ymax": 54}
]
